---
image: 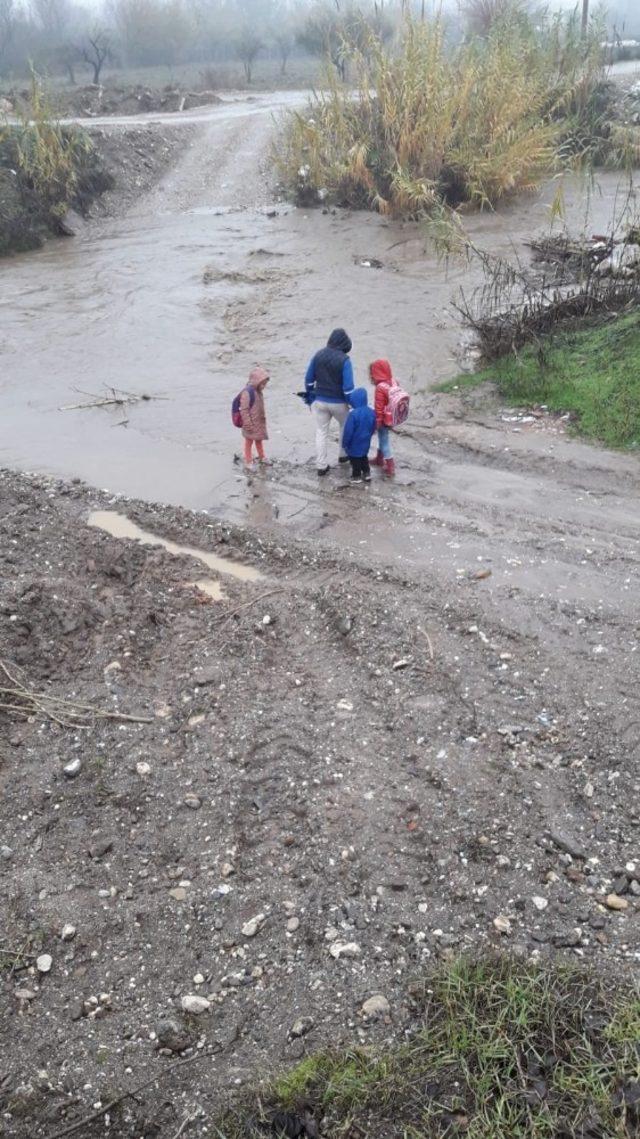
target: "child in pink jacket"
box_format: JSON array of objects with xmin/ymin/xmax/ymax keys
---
[{"xmin": 240, "ymin": 366, "xmax": 270, "ymax": 467}]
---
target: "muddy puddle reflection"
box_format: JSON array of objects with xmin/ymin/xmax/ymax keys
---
[{"xmin": 88, "ymin": 510, "xmax": 262, "ymax": 599}]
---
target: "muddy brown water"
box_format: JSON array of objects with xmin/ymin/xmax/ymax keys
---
[{"xmin": 0, "ymin": 92, "xmax": 635, "ymax": 513}]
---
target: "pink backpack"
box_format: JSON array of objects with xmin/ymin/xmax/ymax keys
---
[{"xmin": 385, "ymin": 380, "xmax": 410, "ymax": 427}]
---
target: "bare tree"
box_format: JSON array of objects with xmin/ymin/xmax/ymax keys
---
[
  {"xmin": 461, "ymin": 0, "xmax": 530, "ymax": 36},
  {"xmin": 273, "ymin": 27, "xmax": 293, "ymax": 75},
  {"xmin": 79, "ymin": 26, "xmax": 111, "ymax": 84},
  {"xmin": 32, "ymin": 0, "xmax": 69, "ymax": 37},
  {"xmin": 0, "ymin": 0, "xmax": 15, "ymax": 73},
  {"xmin": 582, "ymin": 0, "xmax": 589, "ymax": 37},
  {"xmin": 235, "ymin": 24, "xmax": 262, "ymax": 83}
]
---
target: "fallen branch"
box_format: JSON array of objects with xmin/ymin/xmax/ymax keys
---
[
  {"xmin": 418, "ymin": 627, "xmax": 434, "ymax": 661},
  {"xmin": 172, "ymin": 1114, "xmax": 197, "ymax": 1139},
  {"xmin": 0, "ymin": 660, "xmax": 153, "ymax": 728},
  {"xmin": 45, "ymin": 1048, "xmax": 220, "ymax": 1139},
  {"xmin": 59, "ymin": 386, "xmax": 167, "ymax": 412}
]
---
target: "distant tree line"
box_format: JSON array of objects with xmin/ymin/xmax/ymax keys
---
[{"xmin": 0, "ymin": 0, "xmax": 399, "ymax": 85}]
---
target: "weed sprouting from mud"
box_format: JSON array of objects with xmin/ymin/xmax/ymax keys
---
[
  {"xmin": 275, "ymin": 10, "xmax": 610, "ymax": 218},
  {"xmin": 215, "ymin": 956, "xmax": 640, "ymax": 1139}
]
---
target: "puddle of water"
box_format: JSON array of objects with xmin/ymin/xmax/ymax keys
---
[{"xmin": 88, "ymin": 510, "xmax": 262, "ymax": 589}]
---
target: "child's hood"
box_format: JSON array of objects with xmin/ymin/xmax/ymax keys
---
[
  {"xmin": 370, "ymin": 359, "xmax": 393, "ymax": 384},
  {"xmin": 348, "ymin": 387, "xmax": 369, "ymax": 409},
  {"xmin": 248, "ymin": 366, "xmax": 269, "ymax": 389}
]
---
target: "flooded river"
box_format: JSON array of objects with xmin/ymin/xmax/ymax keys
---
[{"xmin": 0, "ymin": 91, "xmax": 636, "ymax": 514}]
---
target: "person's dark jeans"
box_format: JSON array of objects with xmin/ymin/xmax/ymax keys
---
[{"xmin": 349, "ymin": 456, "xmax": 371, "ymax": 479}]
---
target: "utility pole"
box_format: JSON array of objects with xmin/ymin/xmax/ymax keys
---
[{"xmin": 581, "ymin": 0, "xmax": 589, "ymax": 37}]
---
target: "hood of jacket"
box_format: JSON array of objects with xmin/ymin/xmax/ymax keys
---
[
  {"xmin": 327, "ymin": 328, "xmax": 352, "ymax": 354},
  {"xmin": 348, "ymin": 387, "xmax": 369, "ymax": 409},
  {"xmin": 248, "ymin": 366, "xmax": 269, "ymax": 389},
  {"xmin": 370, "ymin": 359, "xmax": 393, "ymax": 384}
]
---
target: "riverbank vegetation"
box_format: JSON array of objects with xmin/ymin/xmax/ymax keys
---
[
  {"xmin": 215, "ymin": 956, "xmax": 640, "ymax": 1139},
  {"xmin": 0, "ymin": 78, "xmax": 112, "ymax": 254},
  {"xmin": 276, "ymin": 8, "xmax": 635, "ymax": 217},
  {"xmin": 444, "ymin": 310, "xmax": 640, "ymax": 450}
]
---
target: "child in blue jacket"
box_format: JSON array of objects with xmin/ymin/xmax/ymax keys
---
[{"xmin": 342, "ymin": 388, "xmax": 377, "ymax": 482}]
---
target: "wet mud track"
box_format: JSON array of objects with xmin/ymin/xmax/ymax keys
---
[{"xmin": 0, "ymin": 92, "xmax": 639, "ymax": 1137}]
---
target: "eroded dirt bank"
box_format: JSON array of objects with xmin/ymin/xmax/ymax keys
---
[{"xmin": 0, "ymin": 465, "xmax": 638, "ymax": 1138}]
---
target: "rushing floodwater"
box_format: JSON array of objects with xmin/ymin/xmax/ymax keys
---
[{"xmin": 0, "ymin": 92, "xmax": 637, "ymax": 513}]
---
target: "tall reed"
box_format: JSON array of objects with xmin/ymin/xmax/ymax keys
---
[{"xmin": 276, "ymin": 9, "xmax": 607, "ymax": 218}]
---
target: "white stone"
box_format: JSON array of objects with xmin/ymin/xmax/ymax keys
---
[
  {"xmin": 532, "ymin": 896, "xmax": 548, "ymax": 911},
  {"xmin": 361, "ymin": 994, "xmax": 390, "ymax": 1017},
  {"xmin": 242, "ymin": 913, "xmax": 266, "ymax": 938},
  {"xmin": 61, "ymin": 924, "xmax": 76, "ymax": 942},
  {"xmin": 136, "ymin": 762, "xmax": 151, "ymax": 776},
  {"xmin": 181, "ymin": 994, "xmax": 210, "ymax": 1015},
  {"xmin": 36, "ymin": 954, "xmax": 53, "ymax": 974},
  {"xmin": 329, "ymin": 941, "xmax": 361, "ymax": 959}
]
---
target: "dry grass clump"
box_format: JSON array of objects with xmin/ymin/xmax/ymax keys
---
[{"xmin": 276, "ymin": 11, "xmax": 605, "ymax": 217}]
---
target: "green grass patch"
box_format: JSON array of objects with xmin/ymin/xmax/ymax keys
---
[
  {"xmin": 441, "ymin": 311, "xmax": 640, "ymax": 449},
  {"xmin": 215, "ymin": 956, "xmax": 640, "ymax": 1138}
]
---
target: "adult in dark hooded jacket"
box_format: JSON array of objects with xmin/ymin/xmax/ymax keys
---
[{"xmin": 304, "ymin": 328, "xmax": 355, "ymax": 475}]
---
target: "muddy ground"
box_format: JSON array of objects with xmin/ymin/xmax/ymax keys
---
[{"xmin": 0, "ymin": 454, "xmax": 638, "ymax": 1138}]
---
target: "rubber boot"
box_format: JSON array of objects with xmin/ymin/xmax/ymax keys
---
[
  {"xmin": 384, "ymin": 458, "xmax": 396, "ymax": 477},
  {"xmin": 372, "ymin": 450, "xmax": 384, "ymax": 467}
]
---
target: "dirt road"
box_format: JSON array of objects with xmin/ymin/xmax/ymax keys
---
[{"xmin": 0, "ymin": 91, "xmax": 639, "ymax": 1138}]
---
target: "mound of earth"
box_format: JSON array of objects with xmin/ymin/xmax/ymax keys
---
[{"xmin": 3, "ymin": 83, "xmax": 222, "ymax": 119}]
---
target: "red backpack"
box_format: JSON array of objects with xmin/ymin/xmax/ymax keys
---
[
  {"xmin": 384, "ymin": 380, "xmax": 410, "ymax": 427},
  {"xmin": 231, "ymin": 385, "xmax": 255, "ymax": 428}
]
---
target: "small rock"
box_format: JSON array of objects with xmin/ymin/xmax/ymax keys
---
[
  {"xmin": 630, "ymin": 880, "xmax": 640, "ymax": 897},
  {"xmin": 183, "ymin": 793, "xmax": 202, "ymax": 810},
  {"xmin": 286, "ymin": 917, "xmax": 300, "ymax": 933},
  {"xmin": 242, "ymin": 913, "xmax": 266, "ymax": 938},
  {"xmin": 337, "ymin": 616, "xmax": 353, "ymax": 636},
  {"xmin": 605, "ymin": 893, "xmax": 629, "ymax": 911},
  {"xmin": 329, "ymin": 941, "xmax": 361, "ymax": 959},
  {"xmin": 553, "ymin": 928, "xmax": 582, "ymax": 948},
  {"xmin": 493, "ymin": 915, "xmax": 511, "ymax": 935},
  {"xmin": 15, "ymin": 988, "xmax": 37, "ymax": 1001},
  {"xmin": 361, "ymin": 994, "xmax": 390, "ymax": 1018},
  {"xmin": 612, "ymin": 875, "xmax": 629, "ymax": 896},
  {"xmin": 193, "ymin": 973, "xmax": 205, "ymax": 985},
  {"xmin": 221, "ymin": 862, "xmax": 234, "ymax": 878},
  {"xmin": 548, "ymin": 829, "xmax": 587, "ymax": 860},
  {"xmin": 290, "ymin": 1016, "xmax": 314, "ymax": 1038},
  {"xmin": 88, "ymin": 835, "xmax": 114, "ymax": 860},
  {"xmin": 532, "ymin": 896, "xmax": 548, "ymax": 911},
  {"xmin": 61, "ymin": 924, "xmax": 76, "ymax": 942},
  {"xmin": 392, "ymin": 658, "xmax": 411, "ymax": 670},
  {"xmin": 156, "ymin": 1017, "xmax": 192, "ymax": 1052},
  {"xmin": 36, "ymin": 954, "xmax": 52, "ymax": 974},
  {"xmin": 63, "ymin": 759, "xmax": 82, "ymax": 780},
  {"xmin": 169, "ymin": 887, "xmax": 187, "ymax": 902},
  {"xmin": 1, "ymin": 845, "xmax": 13, "ymax": 860},
  {"xmin": 180, "ymin": 995, "xmax": 210, "ymax": 1015},
  {"xmin": 496, "ymin": 855, "xmax": 511, "ymax": 869},
  {"xmin": 136, "ymin": 762, "xmax": 151, "ymax": 776}
]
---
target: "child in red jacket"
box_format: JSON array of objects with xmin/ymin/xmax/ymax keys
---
[{"xmin": 369, "ymin": 359, "xmax": 396, "ymax": 476}]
